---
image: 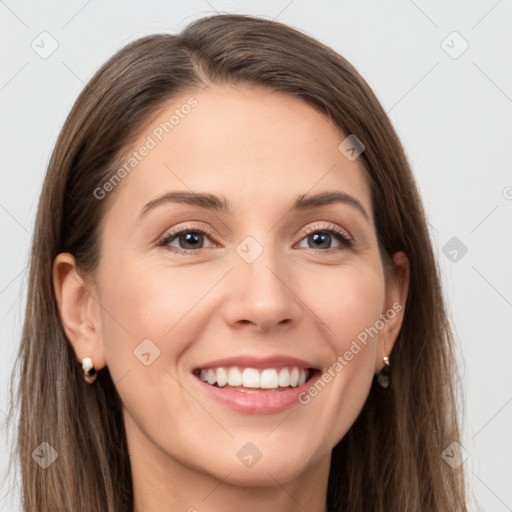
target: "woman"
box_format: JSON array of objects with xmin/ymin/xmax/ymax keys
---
[{"xmin": 7, "ymin": 13, "xmax": 468, "ymax": 511}]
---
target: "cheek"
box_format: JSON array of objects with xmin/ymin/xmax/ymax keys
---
[
  {"xmin": 304, "ymin": 263, "xmax": 385, "ymax": 353},
  {"xmin": 97, "ymin": 257, "xmax": 220, "ymax": 371},
  {"xmin": 96, "ymin": 259, "xmax": 201, "ymax": 421},
  {"xmin": 99, "ymin": 252, "xmax": 205, "ymax": 334},
  {"xmin": 286, "ymin": 263, "xmax": 386, "ymax": 452}
]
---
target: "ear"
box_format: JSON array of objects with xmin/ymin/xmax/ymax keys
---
[
  {"xmin": 52, "ymin": 253, "xmax": 107, "ymax": 371},
  {"xmin": 375, "ymin": 251, "xmax": 410, "ymax": 372}
]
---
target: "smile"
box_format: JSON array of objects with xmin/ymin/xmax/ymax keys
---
[
  {"xmin": 194, "ymin": 366, "xmax": 313, "ymax": 391},
  {"xmin": 191, "ymin": 365, "xmax": 321, "ymax": 414}
]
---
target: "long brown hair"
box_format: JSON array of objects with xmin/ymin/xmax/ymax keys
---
[{"xmin": 5, "ymin": 13, "xmax": 468, "ymax": 511}]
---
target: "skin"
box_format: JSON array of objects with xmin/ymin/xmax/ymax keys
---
[{"xmin": 53, "ymin": 84, "xmax": 409, "ymax": 512}]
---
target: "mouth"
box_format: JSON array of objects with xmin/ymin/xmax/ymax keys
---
[
  {"xmin": 191, "ymin": 358, "xmax": 323, "ymax": 414},
  {"xmin": 192, "ymin": 366, "xmax": 321, "ymax": 393}
]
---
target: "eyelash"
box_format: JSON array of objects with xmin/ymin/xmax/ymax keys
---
[{"xmin": 157, "ymin": 223, "xmax": 353, "ymax": 255}]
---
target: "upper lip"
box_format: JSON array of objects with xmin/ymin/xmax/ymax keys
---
[{"xmin": 193, "ymin": 355, "xmax": 321, "ymax": 372}]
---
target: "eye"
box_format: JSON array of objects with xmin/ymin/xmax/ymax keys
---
[
  {"xmin": 296, "ymin": 223, "xmax": 353, "ymax": 251},
  {"xmin": 157, "ymin": 222, "xmax": 353, "ymax": 255},
  {"xmin": 157, "ymin": 225, "xmax": 216, "ymax": 254}
]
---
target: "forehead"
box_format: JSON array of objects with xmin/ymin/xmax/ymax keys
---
[{"xmin": 107, "ymin": 84, "xmax": 372, "ymax": 222}]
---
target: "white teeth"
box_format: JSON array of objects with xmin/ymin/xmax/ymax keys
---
[
  {"xmin": 216, "ymin": 367, "xmax": 228, "ymax": 387},
  {"xmin": 227, "ymin": 367, "xmax": 242, "ymax": 386},
  {"xmin": 207, "ymin": 369, "xmax": 217, "ymax": 385},
  {"xmin": 289, "ymin": 367, "xmax": 299, "ymax": 387},
  {"xmin": 260, "ymin": 369, "xmax": 278, "ymax": 389},
  {"xmin": 278, "ymin": 368, "xmax": 290, "ymax": 387},
  {"xmin": 197, "ymin": 366, "xmax": 310, "ymax": 390},
  {"xmin": 242, "ymin": 368, "xmax": 260, "ymax": 388}
]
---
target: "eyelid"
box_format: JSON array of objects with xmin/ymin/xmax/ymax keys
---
[{"xmin": 300, "ymin": 222, "xmax": 352, "ymax": 241}]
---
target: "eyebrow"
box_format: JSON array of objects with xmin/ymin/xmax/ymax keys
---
[{"xmin": 137, "ymin": 190, "xmax": 370, "ymax": 223}]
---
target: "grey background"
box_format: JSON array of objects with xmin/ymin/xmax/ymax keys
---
[{"xmin": 1, "ymin": 1, "xmax": 511, "ymax": 510}]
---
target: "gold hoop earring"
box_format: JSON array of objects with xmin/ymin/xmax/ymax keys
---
[{"xmin": 81, "ymin": 357, "xmax": 97, "ymax": 384}]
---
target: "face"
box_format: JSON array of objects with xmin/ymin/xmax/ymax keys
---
[{"xmin": 56, "ymin": 83, "xmax": 408, "ymax": 491}]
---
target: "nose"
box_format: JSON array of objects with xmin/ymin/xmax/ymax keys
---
[{"xmin": 222, "ymin": 239, "xmax": 302, "ymax": 333}]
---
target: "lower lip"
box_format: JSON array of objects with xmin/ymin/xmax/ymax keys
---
[{"xmin": 192, "ymin": 372, "xmax": 320, "ymax": 415}]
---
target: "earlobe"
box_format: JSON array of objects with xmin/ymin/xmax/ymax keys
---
[{"xmin": 52, "ymin": 253, "xmax": 106, "ymax": 371}]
